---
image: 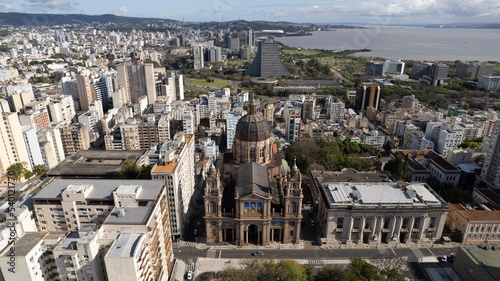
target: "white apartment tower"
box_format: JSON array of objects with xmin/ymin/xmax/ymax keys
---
[
  {"xmin": 151, "ymin": 132, "xmax": 195, "ymax": 238},
  {"xmin": 0, "ymin": 112, "xmax": 31, "ymax": 186},
  {"xmin": 481, "ymin": 121, "xmax": 500, "ymax": 188}
]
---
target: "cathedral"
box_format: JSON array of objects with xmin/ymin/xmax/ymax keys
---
[{"xmin": 204, "ymin": 99, "xmax": 303, "ymax": 246}]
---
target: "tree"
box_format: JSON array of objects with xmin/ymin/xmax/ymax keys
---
[
  {"xmin": 33, "ymin": 164, "xmax": 48, "ymax": 176},
  {"xmin": 316, "ymin": 265, "xmax": 346, "ymax": 281},
  {"xmin": 117, "ymin": 160, "xmax": 141, "ymax": 179},
  {"xmin": 7, "ymin": 162, "xmax": 29, "ymax": 182}
]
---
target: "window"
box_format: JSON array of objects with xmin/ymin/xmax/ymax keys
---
[
  {"xmin": 414, "ymin": 218, "xmax": 421, "ymax": 228},
  {"xmin": 402, "ymin": 218, "xmax": 409, "ymax": 229},
  {"xmin": 429, "ymin": 217, "xmax": 436, "ymax": 228},
  {"xmin": 353, "ymin": 218, "xmax": 360, "ymax": 229},
  {"xmin": 364, "ymin": 218, "xmax": 372, "ymax": 229},
  {"xmin": 337, "ymin": 218, "xmax": 344, "ymax": 229},
  {"xmin": 383, "ymin": 218, "xmax": 391, "ymax": 229}
]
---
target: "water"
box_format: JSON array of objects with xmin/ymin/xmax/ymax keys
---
[{"xmin": 275, "ymin": 26, "xmax": 500, "ymax": 61}]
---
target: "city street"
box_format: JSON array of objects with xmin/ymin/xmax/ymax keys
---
[{"xmin": 174, "ymin": 245, "xmax": 458, "ymax": 263}]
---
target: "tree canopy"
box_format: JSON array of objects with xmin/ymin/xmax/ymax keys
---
[
  {"xmin": 115, "ymin": 160, "xmax": 152, "ymax": 179},
  {"xmin": 285, "ymin": 138, "xmax": 382, "ymax": 172}
]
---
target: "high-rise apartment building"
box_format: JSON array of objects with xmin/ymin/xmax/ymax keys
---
[
  {"xmin": 182, "ymin": 110, "xmax": 195, "ymax": 135},
  {"xmin": 329, "ymin": 98, "xmax": 345, "ymax": 122},
  {"xmin": 437, "ymin": 128, "xmax": 464, "ymax": 156},
  {"xmin": 175, "ymin": 74, "xmax": 184, "ymax": 101},
  {"xmin": 193, "ymin": 45, "xmax": 204, "ymax": 70},
  {"xmin": 59, "ymin": 123, "xmax": 90, "ymax": 157},
  {"xmin": 0, "ymin": 112, "xmax": 31, "ymax": 186},
  {"xmin": 76, "ymin": 74, "xmax": 95, "ymax": 111},
  {"xmin": 151, "ymin": 133, "xmax": 195, "ymax": 238},
  {"xmin": 481, "ymin": 122, "xmax": 500, "ymax": 188},
  {"xmin": 226, "ymin": 111, "xmax": 244, "ymax": 150},
  {"xmin": 246, "ymin": 30, "xmax": 255, "ymax": 47},
  {"xmin": 22, "ymin": 126, "xmax": 44, "ymax": 169},
  {"xmin": 117, "ymin": 61, "xmax": 156, "ymax": 105},
  {"xmin": 264, "ymin": 103, "xmax": 274, "ymax": 123},
  {"xmin": 284, "ymin": 106, "xmax": 301, "ymax": 144}
]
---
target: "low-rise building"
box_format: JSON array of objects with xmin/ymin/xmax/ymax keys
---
[
  {"xmin": 310, "ymin": 169, "xmax": 448, "ymax": 246},
  {"xmin": 445, "ymin": 203, "xmax": 500, "ymax": 244}
]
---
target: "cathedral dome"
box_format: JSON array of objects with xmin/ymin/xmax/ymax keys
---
[{"xmin": 235, "ymin": 114, "xmax": 270, "ymax": 143}]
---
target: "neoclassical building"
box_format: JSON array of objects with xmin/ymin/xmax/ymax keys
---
[{"xmin": 205, "ymin": 99, "xmax": 302, "ymax": 245}]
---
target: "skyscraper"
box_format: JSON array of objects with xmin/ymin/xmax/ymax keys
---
[
  {"xmin": 244, "ymin": 40, "xmax": 290, "ymax": 77},
  {"xmin": 117, "ymin": 61, "xmax": 156, "ymax": 105},
  {"xmin": 193, "ymin": 45, "xmax": 204, "ymax": 70},
  {"xmin": 355, "ymin": 83, "xmax": 381, "ymax": 111},
  {"xmin": 246, "ymin": 30, "xmax": 255, "ymax": 47},
  {"xmin": 481, "ymin": 122, "xmax": 500, "ymax": 188},
  {"xmin": 76, "ymin": 74, "xmax": 94, "ymax": 111}
]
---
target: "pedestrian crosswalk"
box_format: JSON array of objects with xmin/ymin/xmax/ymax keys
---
[
  {"xmin": 186, "ymin": 263, "xmax": 196, "ymax": 271},
  {"xmin": 207, "ymin": 249, "xmax": 217, "ymax": 258},
  {"xmin": 308, "ymin": 259, "xmax": 324, "ymax": 266},
  {"xmin": 411, "ymin": 248, "xmax": 424, "ymax": 260}
]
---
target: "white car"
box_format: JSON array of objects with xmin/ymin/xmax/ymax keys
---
[
  {"xmin": 311, "ymin": 220, "xmax": 315, "ymax": 226},
  {"xmin": 186, "ymin": 270, "xmax": 193, "ymax": 280}
]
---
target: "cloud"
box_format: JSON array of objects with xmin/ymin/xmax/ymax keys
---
[
  {"xmin": 115, "ymin": 6, "xmax": 130, "ymax": 16},
  {"xmin": 25, "ymin": 0, "xmax": 75, "ymax": 10},
  {"xmin": 250, "ymin": 0, "xmax": 500, "ymax": 21}
]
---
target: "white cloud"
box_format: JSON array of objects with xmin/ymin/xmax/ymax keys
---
[
  {"xmin": 252, "ymin": 0, "xmax": 500, "ymax": 21},
  {"xmin": 114, "ymin": 6, "xmax": 130, "ymax": 16},
  {"xmin": 25, "ymin": 0, "xmax": 75, "ymax": 10}
]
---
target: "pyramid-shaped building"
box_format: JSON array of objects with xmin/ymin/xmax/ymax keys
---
[{"xmin": 244, "ymin": 40, "xmax": 290, "ymax": 77}]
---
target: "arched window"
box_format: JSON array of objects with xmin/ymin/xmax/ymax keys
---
[{"xmin": 209, "ymin": 202, "xmax": 216, "ymax": 214}]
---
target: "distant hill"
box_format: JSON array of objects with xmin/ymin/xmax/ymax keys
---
[
  {"xmin": 425, "ymin": 22, "xmax": 500, "ymax": 29},
  {"xmin": 0, "ymin": 12, "xmax": 179, "ymax": 26}
]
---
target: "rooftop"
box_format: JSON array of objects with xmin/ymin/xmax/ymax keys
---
[
  {"xmin": 151, "ymin": 162, "xmax": 178, "ymax": 173},
  {"xmin": 55, "ymin": 232, "xmax": 79, "ymax": 251},
  {"xmin": 461, "ymin": 245, "xmax": 500, "ymax": 279},
  {"xmin": 107, "ymin": 233, "xmax": 144, "ymax": 258},
  {"xmin": 451, "ymin": 203, "xmax": 500, "ymax": 222},
  {"xmin": 396, "ymin": 150, "xmax": 459, "ymax": 172},
  {"xmin": 0, "ymin": 232, "xmax": 47, "ymax": 257},
  {"xmin": 47, "ymin": 150, "xmax": 148, "ymax": 178},
  {"xmin": 237, "ymin": 162, "xmax": 271, "ymax": 198},
  {"xmin": 324, "ymin": 182, "xmax": 444, "ymax": 207},
  {"xmin": 104, "ymin": 206, "xmax": 152, "ymax": 225},
  {"xmin": 33, "ymin": 179, "xmax": 163, "ymax": 201}
]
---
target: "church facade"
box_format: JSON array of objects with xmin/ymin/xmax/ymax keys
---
[{"xmin": 204, "ymin": 99, "xmax": 303, "ymax": 245}]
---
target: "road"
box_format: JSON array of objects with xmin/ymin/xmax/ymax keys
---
[{"xmin": 174, "ymin": 246, "xmax": 458, "ymax": 263}]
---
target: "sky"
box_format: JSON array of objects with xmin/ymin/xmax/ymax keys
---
[{"xmin": 1, "ymin": 0, "xmax": 500, "ymax": 25}]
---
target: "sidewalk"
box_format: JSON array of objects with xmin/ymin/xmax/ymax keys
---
[{"xmin": 171, "ymin": 259, "xmax": 186, "ymax": 281}]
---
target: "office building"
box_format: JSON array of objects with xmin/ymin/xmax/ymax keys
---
[
  {"xmin": 411, "ymin": 63, "xmax": 433, "ymax": 78},
  {"xmin": 384, "ymin": 59, "xmax": 405, "ymax": 75},
  {"xmin": 283, "ymin": 105, "xmax": 301, "ymax": 144},
  {"xmin": 481, "ymin": 121, "xmax": 500, "ymax": 188},
  {"xmin": 151, "ymin": 132, "xmax": 195, "ymax": 238},
  {"xmin": 229, "ymin": 36, "xmax": 240, "ymax": 51},
  {"xmin": 244, "ymin": 40, "xmax": 290, "ymax": 77},
  {"xmin": 478, "ymin": 75, "xmax": 500, "ymax": 91},
  {"xmin": 456, "ymin": 61, "xmax": 495, "ymax": 78},
  {"xmin": 366, "ymin": 61, "xmax": 384, "ymax": 76},
  {"xmin": 310, "ymin": 170, "xmax": 448, "ymax": 246},
  {"xmin": 355, "ymin": 83, "xmax": 381, "ymax": 111},
  {"xmin": 117, "ymin": 61, "xmax": 156, "ymax": 105},
  {"xmin": 431, "ymin": 63, "xmax": 449, "ymax": 85}
]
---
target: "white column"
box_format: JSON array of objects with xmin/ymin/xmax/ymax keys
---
[
  {"xmin": 346, "ymin": 217, "xmax": 353, "ymax": 242},
  {"xmin": 407, "ymin": 216, "xmax": 415, "ymax": 243}
]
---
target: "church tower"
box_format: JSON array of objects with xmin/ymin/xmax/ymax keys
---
[
  {"xmin": 204, "ymin": 163, "xmax": 223, "ymax": 243},
  {"xmin": 282, "ymin": 159, "xmax": 303, "ymax": 244}
]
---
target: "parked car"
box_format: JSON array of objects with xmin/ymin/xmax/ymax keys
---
[
  {"xmin": 440, "ymin": 255, "xmax": 447, "ymax": 263},
  {"xmin": 253, "ymin": 251, "xmax": 264, "ymax": 256},
  {"xmin": 186, "ymin": 271, "xmax": 193, "ymax": 280}
]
